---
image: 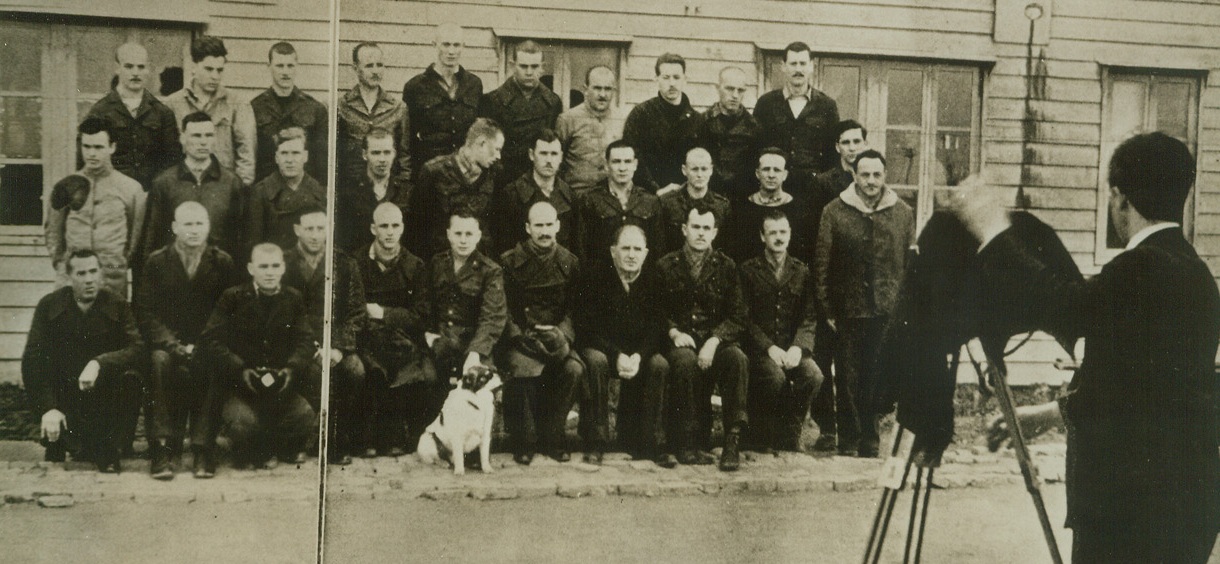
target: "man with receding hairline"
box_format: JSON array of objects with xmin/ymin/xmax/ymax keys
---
[
  {"xmin": 338, "ymin": 41, "xmax": 411, "ymax": 190},
  {"xmin": 659, "ymin": 147, "xmax": 732, "ymax": 255},
  {"xmin": 556, "ymin": 65, "xmax": 623, "ymax": 191},
  {"xmin": 251, "ymin": 41, "xmax": 328, "ymax": 183},
  {"xmin": 407, "ymin": 118, "xmax": 504, "ymax": 259},
  {"xmin": 696, "ymin": 66, "xmax": 763, "ymax": 201},
  {"xmin": 479, "ymin": 40, "xmax": 562, "ymax": 185},
  {"xmin": 403, "ymin": 23, "xmax": 484, "ymax": 169},
  {"xmin": 754, "ymin": 41, "xmax": 840, "ymax": 188}
]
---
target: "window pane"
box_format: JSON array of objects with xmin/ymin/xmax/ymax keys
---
[
  {"xmin": 0, "ymin": 25, "xmax": 42, "ymax": 92},
  {"xmin": 1154, "ymin": 80, "xmax": 1191, "ymax": 141},
  {"xmin": 821, "ymin": 64, "xmax": 860, "ymax": 120},
  {"xmin": 1109, "ymin": 79, "xmax": 1146, "ymax": 141},
  {"xmin": 565, "ymin": 45, "xmax": 619, "ymax": 108},
  {"xmin": 885, "ymin": 130, "xmax": 921, "ymax": 186},
  {"xmin": 75, "ymin": 26, "xmax": 131, "ymax": 96},
  {"xmin": 933, "ymin": 131, "xmax": 970, "ymax": 186},
  {"xmin": 134, "ymin": 29, "xmax": 190, "ymax": 98},
  {"xmin": 937, "ymin": 70, "xmax": 974, "ymax": 128},
  {"xmin": 763, "ymin": 53, "xmax": 784, "ymax": 92},
  {"xmin": 0, "ymin": 163, "xmax": 44, "ymax": 226},
  {"xmin": 886, "ymin": 69, "xmax": 923, "ymax": 126},
  {"xmin": 0, "ymin": 97, "xmax": 42, "ymax": 159}
]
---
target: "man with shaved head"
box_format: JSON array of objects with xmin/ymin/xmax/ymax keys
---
[
  {"xmin": 696, "ymin": 66, "xmax": 762, "ymax": 201},
  {"xmin": 403, "ymin": 23, "xmax": 484, "ymax": 170},
  {"xmin": 355, "ymin": 202, "xmax": 433, "ymax": 456},
  {"xmin": 83, "ymin": 42, "xmax": 181, "ymax": 192},
  {"xmin": 658, "ymin": 147, "xmax": 732, "ymax": 254},
  {"xmin": 556, "ymin": 65, "xmax": 623, "ymax": 191},
  {"xmin": 497, "ymin": 201, "xmax": 583, "ymax": 465},
  {"xmin": 135, "ymin": 201, "xmax": 239, "ymax": 478}
]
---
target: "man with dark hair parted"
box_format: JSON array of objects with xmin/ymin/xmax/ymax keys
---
[
  {"xmin": 622, "ymin": 53, "xmax": 700, "ymax": 193},
  {"xmin": 574, "ymin": 140, "xmax": 665, "ymax": 268},
  {"xmin": 247, "ymin": 127, "xmax": 326, "ymax": 251},
  {"xmin": 753, "ymin": 41, "xmax": 840, "ymax": 189},
  {"xmin": 494, "ymin": 128, "xmax": 578, "ymax": 253}
]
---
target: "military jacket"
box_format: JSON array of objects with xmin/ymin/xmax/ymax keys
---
[
  {"xmin": 738, "ymin": 255, "xmax": 817, "ymax": 354},
  {"xmin": 655, "ymin": 249, "xmax": 747, "ymax": 345},
  {"xmin": 427, "ymin": 250, "xmax": 507, "ymax": 357}
]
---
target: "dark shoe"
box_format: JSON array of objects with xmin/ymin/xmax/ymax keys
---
[
  {"xmin": 719, "ymin": 430, "xmax": 741, "ymax": 472},
  {"xmin": 582, "ymin": 451, "xmax": 603, "ymax": 465},
  {"xmin": 264, "ymin": 457, "xmax": 280, "ymax": 470},
  {"xmin": 96, "ymin": 451, "xmax": 121, "ymax": 474},
  {"xmin": 549, "ymin": 450, "xmax": 571, "ymax": 463},
  {"xmin": 654, "ymin": 453, "xmax": 679, "ymax": 469},
  {"xmin": 812, "ymin": 434, "xmax": 838, "ymax": 453},
  {"xmin": 150, "ymin": 445, "xmax": 174, "ymax": 481},
  {"xmin": 677, "ymin": 449, "xmax": 715, "ymax": 465},
  {"xmin": 192, "ymin": 447, "xmax": 216, "ymax": 479},
  {"xmin": 387, "ymin": 446, "xmax": 406, "ymax": 458},
  {"xmin": 513, "ymin": 452, "xmax": 534, "ymax": 466}
]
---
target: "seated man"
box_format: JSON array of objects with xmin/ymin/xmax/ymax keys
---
[
  {"xmin": 282, "ymin": 207, "xmax": 366, "ymax": 464},
  {"xmin": 578, "ymin": 225, "xmax": 673, "ymax": 467},
  {"xmin": 356, "ymin": 202, "xmax": 433, "ymax": 456},
  {"xmin": 425, "ymin": 211, "xmax": 507, "ymax": 395},
  {"xmin": 201, "ymin": 243, "xmax": 317, "ymax": 469},
  {"xmin": 739, "ymin": 210, "xmax": 823, "ymax": 452},
  {"xmin": 22, "ymin": 250, "xmax": 144, "ymax": 473},
  {"xmin": 497, "ymin": 202, "xmax": 583, "ymax": 465},
  {"xmin": 247, "ymin": 127, "xmax": 326, "ymax": 250},
  {"xmin": 656, "ymin": 203, "xmax": 749, "ymax": 471},
  {"xmin": 135, "ymin": 201, "xmax": 240, "ymax": 479}
]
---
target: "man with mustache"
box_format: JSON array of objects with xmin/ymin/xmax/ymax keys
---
[
  {"xmin": 754, "ymin": 42, "xmax": 840, "ymax": 190},
  {"xmin": 478, "ymin": 40, "xmax": 562, "ymax": 186},
  {"xmin": 403, "ymin": 23, "xmax": 483, "ymax": 173},
  {"xmin": 250, "ymin": 42, "xmax": 328, "ymax": 184},
  {"xmin": 497, "ymin": 202, "xmax": 583, "ymax": 465},
  {"xmin": 556, "ymin": 66, "xmax": 623, "ymax": 192},
  {"xmin": 247, "ymin": 127, "xmax": 326, "ymax": 251},
  {"xmin": 82, "ymin": 42, "xmax": 180, "ymax": 192},
  {"xmin": 337, "ymin": 42, "xmax": 411, "ymax": 191},
  {"xmin": 496, "ymin": 129, "xmax": 577, "ymax": 252},
  {"xmin": 622, "ymin": 53, "xmax": 700, "ymax": 193},
  {"xmin": 659, "ymin": 147, "xmax": 732, "ymax": 255},
  {"xmin": 695, "ymin": 66, "xmax": 763, "ymax": 202}
]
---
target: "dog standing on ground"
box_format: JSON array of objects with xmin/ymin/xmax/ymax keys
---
[{"xmin": 417, "ymin": 366, "xmax": 502, "ymax": 475}]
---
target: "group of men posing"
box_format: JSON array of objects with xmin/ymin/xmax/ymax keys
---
[{"xmin": 324, "ymin": 26, "xmax": 913, "ymax": 472}]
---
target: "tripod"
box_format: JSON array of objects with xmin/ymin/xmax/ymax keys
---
[{"xmin": 861, "ymin": 340, "xmax": 1064, "ymax": 564}]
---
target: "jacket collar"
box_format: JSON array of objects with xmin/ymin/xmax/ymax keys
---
[
  {"xmin": 839, "ymin": 183, "xmax": 899, "ymax": 214},
  {"xmin": 98, "ymin": 89, "xmax": 159, "ymax": 119},
  {"xmin": 342, "ymin": 84, "xmax": 396, "ymax": 116},
  {"xmin": 184, "ymin": 84, "xmax": 231, "ymax": 110},
  {"xmin": 706, "ymin": 101, "xmax": 747, "ymax": 119},
  {"xmin": 515, "ymin": 174, "xmax": 573, "ymax": 205},
  {"xmin": 45, "ymin": 286, "xmax": 123, "ymax": 322},
  {"xmin": 176, "ymin": 155, "xmax": 224, "ymax": 183}
]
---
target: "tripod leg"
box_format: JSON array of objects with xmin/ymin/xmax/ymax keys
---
[
  {"xmin": 863, "ymin": 488, "xmax": 894, "ymax": 564},
  {"xmin": 902, "ymin": 467, "xmax": 925, "ymax": 564},
  {"xmin": 863, "ymin": 426, "xmax": 910, "ymax": 564},
  {"xmin": 913, "ymin": 467, "xmax": 934, "ymax": 564}
]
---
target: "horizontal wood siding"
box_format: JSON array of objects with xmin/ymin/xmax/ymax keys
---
[{"xmin": 204, "ymin": 0, "xmax": 333, "ymax": 101}]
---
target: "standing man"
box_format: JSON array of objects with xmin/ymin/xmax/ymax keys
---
[
  {"xmin": 403, "ymin": 23, "xmax": 483, "ymax": 171},
  {"xmin": 496, "ymin": 129, "xmax": 577, "ymax": 252},
  {"xmin": 337, "ymin": 42, "xmax": 411, "ymax": 189},
  {"xmin": 135, "ymin": 201, "xmax": 240, "ymax": 479},
  {"xmin": 250, "ymin": 42, "xmax": 328, "ymax": 184},
  {"xmin": 478, "ymin": 40, "xmax": 562, "ymax": 185},
  {"xmin": 739, "ymin": 210, "xmax": 823, "ymax": 452},
  {"xmin": 622, "ymin": 53, "xmax": 699, "ymax": 192},
  {"xmin": 143, "ymin": 112, "xmax": 246, "ymax": 264},
  {"xmin": 578, "ymin": 225, "xmax": 673, "ymax": 467},
  {"xmin": 247, "ymin": 127, "xmax": 326, "ymax": 251},
  {"xmin": 725, "ymin": 148, "xmax": 812, "ymax": 263},
  {"xmin": 696, "ymin": 66, "xmax": 762, "ymax": 201},
  {"xmin": 335, "ymin": 128, "xmax": 412, "ymax": 253},
  {"xmin": 658, "ymin": 147, "xmax": 732, "ymax": 255},
  {"xmin": 23, "ymin": 250, "xmax": 144, "ymax": 473},
  {"xmin": 201, "ymin": 243, "xmax": 317, "ymax": 469},
  {"xmin": 165, "ymin": 36, "xmax": 256, "ymax": 187},
  {"xmin": 82, "ymin": 42, "xmax": 180, "ymax": 192},
  {"xmin": 815, "ymin": 149, "xmax": 914, "ymax": 457},
  {"xmin": 657, "ymin": 204, "xmax": 749, "ymax": 471},
  {"xmin": 754, "ymin": 42, "xmax": 840, "ymax": 189},
  {"xmin": 497, "ymin": 202, "xmax": 583, "ymax": 465},
  {"xmin": 46, "ymin": 118, "xmax": 146, "ymax": 298},
  {"xmin": 407, "ymin": 118, "xmax": 503, "ymax": 259},
  {"xmin": 356, "ymin": 202, "xmax": 433, "ymax": 456},
  {"xmin": 971, "ymin": 133, "xmax": 1220, "ymax": 563},
  {"xmin": 575, "ymin": 140, "xmax": 665, "ymax": 267},
  {"xmin": 556, "ymin": 65, "xmax": 622, "ymax": 192}
]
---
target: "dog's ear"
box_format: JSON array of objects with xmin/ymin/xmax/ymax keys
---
[{"xmin": 483, "ymin": 373, "xmax": 503, "ymax": 393}]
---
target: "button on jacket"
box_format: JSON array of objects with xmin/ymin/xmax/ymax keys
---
[
  {"xmin": 164, "ymin": 86, "xmax": 257, "ymax": 186},
  {"xmin": 695, "ymin": 102, "xmax": 763, "ymax": 197},
  {"xmin": 478, "ymin": 78, "xmax": 562, "ymax": 182},
  {"xmin": 250, "ymin": 87, "xmax": 329, "ymax": 183},
  {"xmin": 143, "ymin": 157, "xmax": 246, "ymax": 263},
  {"xmin": 427, "ymin": 250, "xmax": 508, "ymax": 358},
  {"xmin": 134, "ymin": 243, "xmax": 239, "ymax": 351},
  {"xmin": 247, "ymin": 172, "xmax": 326, "ymax": 251},
  {"xmin": 622, "ymin": 94, "xmax": 699, "ymax": 190},
  {"xmin": 815, "ymin": 186, "xmax": 914, "ymax": 320},
  {"xmin": 575, "ymin": 181, "xmax": 665, "ymax": 266},
  {"xmin": 739, "ymin": 255, "xmax": 817, "ymax": 355},
  {"xmin": 499, "ymin": 241, "xmax": 580, "ymax": 343},
  {"xmin": 655, "ymin": 249, "xmax": 747, "ymax": 345},
  {"xmin": 555, "ymin": 102, "xmax": 624, "ymax": 191},
  {"xmin": 336, "ymin": 86, "xmax": 412, "ymax": 184},
  {"xmin": 45, "ymin": 168, "xmax": 146, "ymax": 269},
  {"xmin": 495, "ymin": 173, "xmax": 578, "ymax": 253},
  {"xmin": 753, "ymin": 87, "xmax": 840, "ymax": 175},
  {"xmin": 407, "ymin": 153, "xmax": 496, "ymax": 259},
  {"xmin": 403, "ymin": 65, "xmax": 483, "ymax": 167},
  {"xmin": 658, "ymin": 186, "xmax": 732, "ymax": 256},
  {"xmin": 83, "ymin": 90, "xmax": 181, "ymax": 190},
  {"xmin": 200, "ymin": 284, "xmax": 315, "ymax": 380}
]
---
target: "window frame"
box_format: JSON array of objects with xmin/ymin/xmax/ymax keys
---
[{"xmin": 498, "ymin": 37, "xmax": 629, "ymax": 112}]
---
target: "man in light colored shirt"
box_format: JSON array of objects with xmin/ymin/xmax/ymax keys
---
[{"xmin": 556, "ymin": 66, "xmax": 623, "ymax": 191}]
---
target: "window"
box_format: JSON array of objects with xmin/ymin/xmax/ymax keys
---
[
  {"xmin": 1097, "ymin": 70, "xmax": 1199, "ymax": 260},
  {"xmin": 0, "ymin": 20, "xmax": 190, "ymax": 226},
  {"xmin": 502, "ymin": 39, "xmax": 622, "ymax": 110},
  {"xmin": 762, "ymin": 53, "xmax": 983, "ymax": 228}
]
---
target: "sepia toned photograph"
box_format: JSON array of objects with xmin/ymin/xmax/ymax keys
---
[{"xmin": 4, "ymin": 0, "xmax": 1220, "ymax": 563}]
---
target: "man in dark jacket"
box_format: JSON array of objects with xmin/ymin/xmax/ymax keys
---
[
  {"xmin": 23, "ymin": 250, "xmax": 144, "ymax": 473},
  {"xmin": 968, "ymin": 133, "xmax": 1220, "ymax": 563},
  {"xmin": 815, "ymin": 149, "xmax": 914, "ymax": 457},
  {"xmin": 247, "ymin": 127, "xmax": 326, "ymax": 251},
  {"xmin": 656, "ymin": 203, "xmax": 749, "ymax": 471},
  {"xmin": 578, "ymin": 225, "xmax": 673, "ymax": 468},
  {"xmin": 403, "ymin": 23, "xmax": 483, "ymax": 173},
  {"xmin": 696, "ymin": 66, "xmax": 762, "ymax": 202},
  {"xmin": 478, "ymin": 40, "xmax": 562, "ymax": 185},
  {"xmin": 357, "ymin": 203, "xmax": 433, "ymax": 455},
  {"xmin": 495, "ymin": 129, "xmax": 578, "ymax": 253},
  {"xmin": 82, "ymin": 42, "xmax": 181, "ymax": 191},
  {"xmin": 335, "ymin": 128, "xmax": 412, "ymax": 253},
  {"xmin": 497, "ymin": 202, "xmax": 583, "ymax": 465},
  {"xmin": 201, "ymin": 243, "xmax": 317, "ymax": 469},
  {"xmin": 659, "ymin": 147, "xmax": 732, "ymax": 256},
  {"xmin": 250, "ymin": 42, "xmax": 328, "ymax": 183},
  {"xmin": 753, "ymin": 42, "xmax": 840, "ymax": 188},
  {"xmin": 739, "ymin": 210, "xmax": 823, "ymax": 452},
  {"xmin": 622, "ymin": 53, "xmax": 699, "ymax": 193},
  {"xmin": 575, "ymin": 140, "xmax": 665, "ymax": 267},
  {"xmin": 407, "ymin": 118, "xmax": 503, "ymax": 259},
  {"xmin": 135, "ymin": 201, "xmax": 239, "ymax": 479}
]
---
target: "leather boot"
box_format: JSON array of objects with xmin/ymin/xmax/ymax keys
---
[{"xmin": 719, "ymin": 428, "xmax": 741, "ymax": 472}]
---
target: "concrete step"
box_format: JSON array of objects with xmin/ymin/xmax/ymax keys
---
[
  {"xmin": 0, "ymin": 256, "xmax": 55, "ymax": 282},
  {"xmin": 0, "ymin": 282, "xmax": 55, "ymax": 307}
]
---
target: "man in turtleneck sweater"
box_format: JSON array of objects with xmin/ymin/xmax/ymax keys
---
[
  {"xmin": 695, "ymin": 66, "xmax": 762, "ymax": 202},
  {"xmin": 497, "ymin": 202, "xmax": 583, "ymax": 465},
  {"xmin": 622, "ymin": 53, "xmax": 699, "ymax": 192}
]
